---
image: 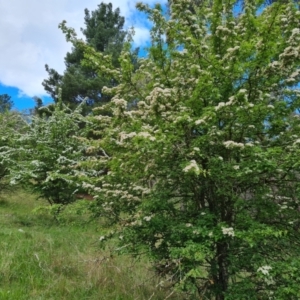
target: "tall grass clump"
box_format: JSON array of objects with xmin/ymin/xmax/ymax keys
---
[{"xmin": 0, "ymin": 189, "xmax": 185, "ymax": 300}]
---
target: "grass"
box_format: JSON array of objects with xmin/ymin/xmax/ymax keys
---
[{"xmin": 0, "ymin": 189, "xmax": 185, "ymax": 300}]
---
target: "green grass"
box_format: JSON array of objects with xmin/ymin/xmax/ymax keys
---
[{"xmin": 0, "ymin": 190, "xmax": 185, "ymax": 300}]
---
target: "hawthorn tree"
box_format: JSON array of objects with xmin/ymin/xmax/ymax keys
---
[
  {"xmin": 0, "ymin": 111, "xmax": 26, "ymax": 192},
  {"xmin": 4, "ymin": 98, "xmax": 93, "ymax": 206},
  {"xmin": 63, "ymin": 0, "xmax": 300, "ymax": 298}
]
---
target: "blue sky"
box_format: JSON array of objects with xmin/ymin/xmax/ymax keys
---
[
  {"xmin": 0, "ymin": 85, "xmax": 53, "ymax": 111},
  {"xmin": 0, "ymin": 0, "xmax": 163, "ymax": 112}
]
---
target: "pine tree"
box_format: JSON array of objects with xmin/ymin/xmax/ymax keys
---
[
  {"xmin": 0, "ymin": 94, "xmax": 13, "ymax": 112},
  {"xmin": 42, "ymin": 2, "xmax": 126, "ymax": 113}
]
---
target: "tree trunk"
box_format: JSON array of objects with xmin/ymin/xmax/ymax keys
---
[{"xmin": 215, "ymin": 241, "xmax": 229, "ymax": 300}]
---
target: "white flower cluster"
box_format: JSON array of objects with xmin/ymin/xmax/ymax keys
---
[
  {"xmin": 138, "ymin": 132, "xmax": 156, "ymax": 141},
  {"xmin": 279, "ymin": 46, "xmax": 299, "ymax": 60},
  {"xmin": 93, "ymin": 115, "xmax": 112, "ymax": 124},
  {"xmin": 223, "ymin": 141, "xmax": 245, "ymax": 149},
  {"xmin": 257, "ymin": 265, "xmax": 274, "ymax": 285},
  {"xmin": 293, "ymin": 138, "xmax": 300, "ymax": 145},
  {"xmin": 215, "ymin": 102, "xmax": 226, "ymax": 110},
  {"xmin": 82, "ymin": 182, "xmax": 95, "ymax": 189},
  {"xmin": 112, "ymin": 98, "xmax": 127, "ymax": 108},
  {"xmin": 257, "ymin": 265, "xmax": 272, "ymax": 276},
  {"xmin": 215, "ymin": 96, "xmax": 236, "ymax": 111},
  {"xmin": 31, "ymin": 160, "xmax": 41, "ymax": 167},
  {"xmin": 145, "ymin": 87, "xmax": 172, "ymax": 106},
  {"xmin": 221, "ymin": 227, "xmax": 235, "ymax": 237},
  {"xmin": 195, "ymin": 118, "xmax": 206, "ymax": 125},
  {"xmin": 216, "ymin": 25, "xmax": 232, "ymax": 35},
  {"xmin": 238, "ymin": 89, "xmax": 247, "ymax": 94},
  {"xmin": 183, "ymin": 160, "xmax": 200, "ymax": 174},
  {"xmin": 226, "ymin": 46, "xmax": 240, "ymax": 53},
  {"xmin": 119, "ymin": 132, "xmax": 137, "ymax": 142},
  {"xmin": 268, "ymin": 60, "xmax": 280, "ymax": 69}
]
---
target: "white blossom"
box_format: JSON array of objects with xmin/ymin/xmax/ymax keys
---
[
  {"xmin": 223, "ymin": 141, "xmax": 245, "ymax": 149},
  {"xmin": 269, "ymin": 61, "xmax": 280, "ymax": 68},
  {"xmin": 82, "ymin": 182, "xmax": 94, "ymax": 189},
  {"xmin": 257, "ymin": 265, "xmax": 272, "ymax": 276},
  {"xmin": 119, "ymin": 132, "xmax": 137, "ymax": 142},
  {"xmin": 113, "ymin": 98, "xmax": 127, "ymax": 108},
  {"xmin": 138, "ymin": 132, "xmax": 156, "ymax": 141},
  {"xmin": 221, "ymin": 227, "xmax": 235, "ymax": 237},
  {"xmin": 245, "ymin": 142, "xmax": 254, "ymax": 147},
  {"xmin": 291, "ymin": 28, "xmax": 300, "ymax": 35},
  {"xmin": 195, "ymin": 119, "xmax": 206, "ymax": 125},
  {"xmin": 289, "ymin": 70, "xmax": 300, "ymax": 78},
  {"xmin": 226, "ymin": 46, "xmax": 240, "ymax": 53},
  {"xmin": 238, "ymin": 89, "xmax": 247, "ymax": 94},
  {"xmin": 215, "ymin": 102, "xmax": 226, "ymax": 110},
  {"xmin": 293, "ymin": 139, "xmax": 300, "ymax": 145},
  {"xmin": 183, "ymin": 160, "xmax": 200, "ymax": 174}
]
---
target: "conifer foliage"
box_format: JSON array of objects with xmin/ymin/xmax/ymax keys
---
[
  {"xmin": 0, "ymin": 94, "xmax": 13, "ymax": 112},
  {"xmin": 42, "ymin": 2, "xmax": 126, "ymax": 113}
]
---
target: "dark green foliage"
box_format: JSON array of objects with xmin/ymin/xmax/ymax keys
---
[
  {"xmin": 42, "ymin": 2, "xmax": 126, "ymax": 114},
  {"xmin": 42, "ymin": 65, "xmax": 63, "ymax": 102},
  {"xmin": 82, "ymin": 3, "xmax": 126, "ymax": 67},
  {"xmin": 0, "ymin": 94, "xmax": 13, "ymax": 112}
]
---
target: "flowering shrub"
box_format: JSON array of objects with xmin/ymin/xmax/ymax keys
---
[
  {"xmin": 4, "ymin": 100, "xmax": 91, "ymax": 205},
  {"xmin": 0, "ymin": 111, "xmax": 27, "ymax": 192},
  {"xmin": 52, "ymin": 0, "xmax": 300, "ymax": 298}
]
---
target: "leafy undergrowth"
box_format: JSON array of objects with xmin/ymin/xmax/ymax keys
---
[{"xmin": 0, "ymin": 189, "xmax": 184, "ymax": 300}]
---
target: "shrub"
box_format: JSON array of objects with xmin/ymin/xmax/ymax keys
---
[{"xmin": 5, "ymin": 100, "xmax": 90, "ymax": 205}]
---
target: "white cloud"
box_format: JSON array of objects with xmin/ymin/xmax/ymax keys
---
[
  {"xmin": 133, "ymin": 27, "xmax": 151, "ymax": 47},
  {"xmin": 0, "ymin": 0, "xmax": 165, "ymax": 98}
]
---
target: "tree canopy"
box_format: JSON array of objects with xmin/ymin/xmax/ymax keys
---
[
  {"xmin": 0, "ymin": 94, "xmax": 13, "ymax": 112},
  {"xmin": 42, "ymin": 2, "xmax": 127, "ymax": 113},
  {"xmin": 69, "ymin": 0, "xmax": 300, "ymax": 298},
  {"xmin": 6, "ymin": 98, "xmax": 89, "ymax": 206}
]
